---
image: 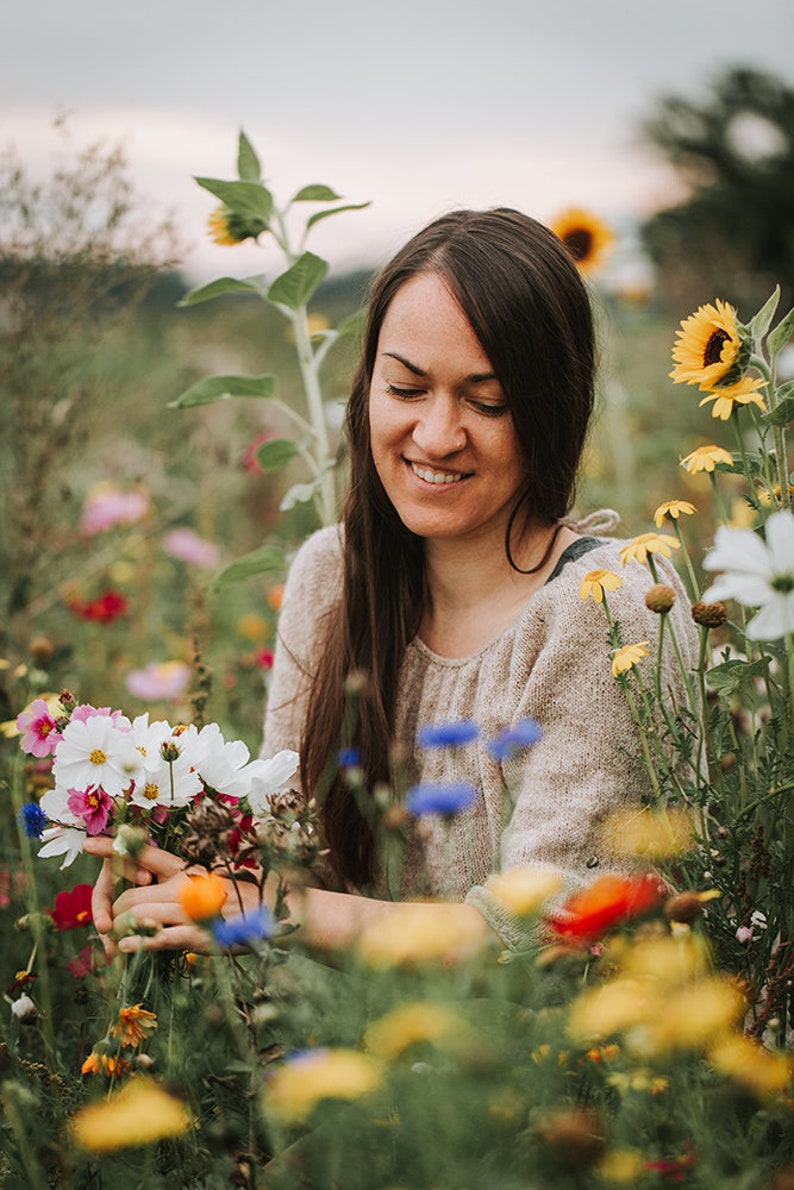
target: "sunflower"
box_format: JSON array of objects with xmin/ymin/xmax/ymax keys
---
[
  {"xmin": 208, "ymin": 205, "xmax": 268, "ymax": 246},
  {"xmin": 549, "ymin": 208, "xmax": 614, "ymax": 275},
  {"xmin": 670, "ymin": 300, "xmax": 750, "ymax": 391},
  {"xmin": 698, "ymin": 375, "xmax": 767, "ymax": 420}
]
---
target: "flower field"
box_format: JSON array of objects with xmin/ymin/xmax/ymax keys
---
[{"xmin": 1, "ymin": 132, "xmax": 794, "ymax": 1188}]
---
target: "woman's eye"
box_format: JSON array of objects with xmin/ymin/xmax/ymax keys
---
[
  {"xmin": 470, "ymin": 401, "xmax": 508, "ymax": 417},
  {"xmin": 386, "ymin": 383, "xmax": 424, "ymax": 399}
]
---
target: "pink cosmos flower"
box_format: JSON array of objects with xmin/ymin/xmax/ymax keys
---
[
  {"xmin": 16, "ymin": 699, "xmax": 60, "ymax": 757},
  {"xmin": 66, "ymin": 786, "xmax": 113, "ymax": 835},
  {"xmin": 70, "ymin": 704, "xmax": 126, "ymax": 725},
  {"xmin": 126, "ymin": 661, "xmax": 191, "ymax": 701},
  {"xmin": 80, "ymin": 485, "xmax": 149, "ymax": 535},
  {"xmin": 162, "ymin": 528, "xmax": 220, "ymax": 568}
]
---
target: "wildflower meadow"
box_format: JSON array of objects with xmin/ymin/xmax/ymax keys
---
[{"xmin": 2, "ymin": 129, "xmax": 794, "ymax": 1188}]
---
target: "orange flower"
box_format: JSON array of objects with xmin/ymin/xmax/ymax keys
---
[
  {"xmin": 549, "ymin": 873, "xmax": 664, "ymax": 943},
  {"xmin": 111, "ymin": 1003, "xmax": 158, "ymax": 1048},
  {"xmin": 81, "ymin": 1051, "xmax": 130, "ymax": 1078},
  {"xmin": 178, "ymin": 872, "xmax": 227, "ymax": 921}
]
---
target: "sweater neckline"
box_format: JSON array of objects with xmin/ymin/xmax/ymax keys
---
[{"xmin": 410, "ymin": 536, "xmax": 604, "ymax": 668}]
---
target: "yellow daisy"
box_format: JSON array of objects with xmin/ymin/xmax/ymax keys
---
[
  {"xmin": 579, "ymin": 569, "xmax": 624, "ymax": 603},
  {"xmin": 549, "ymin": 208, "xmax": 614, "ymax": 275},
  {"xmin": 680, "ymin": 445, "xmax": 733, "ymax": 475},
  {"xmin": 265, "ymin": 1049, "xmax": 381, "ymax": 1123},
  {"xmin": 698, "ymin": 375, "xmax": 767, "ymax": 420},
  {"xmin": 364, "ymin": 1002, "xmax": 464, "ymax": 1058},
  {"xmin": 670, "ymin": 300, "xmax": 741, "ymax": 390},
  {"xmin": 619, "ymin": 533, "xmax": 681, "ymax": 567},
  {"xmin": 71, "ymin": 1078, "xmax": 192, "ymax": 1151},
  {"xmin": 653, "ymin": 500, "xmax": 697, "ymax": 529},
  {"xmin": 611, "ymin": 642, "xmax": 650, "ymax": 678}
]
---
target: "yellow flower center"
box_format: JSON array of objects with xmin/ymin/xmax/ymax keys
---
[
  {"xmin": 143, "ymin": 783, "xmax": 160, "ymax": 801},
  {"xmin": 703, "ymin": 328, "xmax": 731, "ymax": 367},
  {"xmin": 89, "ymin": 748, "xmax": 106, "ymax": 765}
]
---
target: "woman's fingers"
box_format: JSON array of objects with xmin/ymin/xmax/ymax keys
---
[
  {"xmin": 118, "ymin": 924, "xmax": 211, "ymax": 955},
  {"xmin": 112, "ymin": 877, "xmax": 191, "ymax": 919},
  {"xmin": 84, "ymin": 837, "xmax": 187, "ymax": 880}
]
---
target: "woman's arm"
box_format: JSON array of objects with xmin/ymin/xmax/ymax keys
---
[{"xmin": 84, "ymin": 835, "xmax": 488, "ymax": 956}]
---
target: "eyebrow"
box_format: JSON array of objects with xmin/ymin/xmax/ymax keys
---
[{"xmin": 382, "ymin": 352, "xmax": 498, "ymax": 384}]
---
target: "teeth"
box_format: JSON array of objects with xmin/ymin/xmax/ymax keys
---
[{"xmin": 410, "ymin": 462, "xmax": 464, "ymax": 485}]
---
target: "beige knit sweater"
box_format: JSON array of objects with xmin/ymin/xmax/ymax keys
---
[{"xmin": 262, "ymin": 525, "xmax": 698, "ymax": 948}]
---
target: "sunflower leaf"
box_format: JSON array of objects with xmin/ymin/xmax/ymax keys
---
[
  {"xmin": 211, "ymin": 546, "xmax": 286, "ymax": 590},
  {"xmin": 194, "ymin": 177, "xmax": 273, "ymax": 224},
  {"xmin": 768, "ymin": 305, "xmax": 794, "ymax": 362},
  {"xmin": 168, "ymin": 374, "xmax": 277, "ymax": 408},
  {"xmin": 254, "ymin": 438, "xmax": 300, "ymax": 473},
  {"xmin": 267, "ymin": 252, "xmax": 328, "ymax": 310},
  {"xmin": 177, "ymin": 276, "xmax": 267, "ymax": 307},
  {"xmin": 762, "ymin": 381, "xmax": 794, "ymax": 427},
  {"xmin": 750, "ymin": 286, "xmax": 780, "ymax": 343},
  {"xmin": 306, "ymin": 201, "xmax": 372, "ymax": 231},
  {"xmin": 237, "ymin": 131, "xmax": 262, "ymax": 182},
  {"xmin": 292, "ymin": 184, "xmax": 342, "ymax": 202},
  {"xmin": 705, "ymin": 658, "xmax": 768, "ymax": 695}
]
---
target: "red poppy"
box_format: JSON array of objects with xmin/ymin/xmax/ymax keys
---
[
  {"xmin": 69, "ymin": 590, "xmax": 128, "ymax": 623},
  {"xmin": 548, "ymin": 872, "xmax": 664, "ymax": 943},
  {"xmin": 48, "ymin": 883, "xmax": 94, "ymax": 929}
]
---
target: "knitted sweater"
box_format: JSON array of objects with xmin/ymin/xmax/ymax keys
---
[{"xmin": 262, "ymin": 525, "xmax": 698, "ymax": 948}]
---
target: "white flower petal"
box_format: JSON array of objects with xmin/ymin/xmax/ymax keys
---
[
  {"xmin": 765, "ymin": 509, "xmax": 794, "ymax": 573},
  {"xmin": 38, "ymin": 826, "xmax": 86, "ymax": 868},
  {"xmin": 703, "ymin": 525, "xmax": 772, "ymax": 578},
  {"xmin": 701, "ymin": 573, "xmax": 775, "ymax": 607},
  {"xmin": 745, "ymin": 595, "xmax": 794, "ymax": 641}
]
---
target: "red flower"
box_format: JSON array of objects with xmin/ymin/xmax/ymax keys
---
[
  {"xmin": 69, "ymin": 590, "xmax": 128, "ymax": 623},
  {"xmin": 253, "ymin": 648, "xmax": 274, "ymax": 670},
  {"xmin": 48, "ymin": 883, "xmax": 94, "ymax": 929},
  {"xmin": 228, "ymin": 812, "xmax": 258, "ymax": 870},
  {"xmin": 549, "ymin": 872, "xmax": 664, "ymax": 943},
  {"xmin": 68, "ymin": 945, "xmax": 105, "ymax": 979}
]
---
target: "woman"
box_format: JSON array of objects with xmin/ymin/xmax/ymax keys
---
[{"xmin": 88, "ymin": 209, "xmax": 697, "ymax": 954}]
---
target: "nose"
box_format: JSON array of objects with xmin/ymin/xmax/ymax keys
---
[{"xmin": 411, "ymin": 394, "xmax": 466, "ymax": 458}]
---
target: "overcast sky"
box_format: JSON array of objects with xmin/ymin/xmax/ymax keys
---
[{"xmin": 3, "ymin": 0, "xmax": 793, "ymax": 280}]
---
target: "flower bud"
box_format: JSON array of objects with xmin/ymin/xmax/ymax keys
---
[
  {"xmin": 160, "ymin": 740, "xmax": 181, "ymax": 763},
  {"xmin": 691, "ymin": 601, "xmax": 727, "ymax": 629},
  {"xmin": 645, "ymin": 584, "xmax": 676, "ymax": 614},
  {"xmin": 59, "ymin": 689, "xmax": 76, "ymax": 712},
  {"xmin": 11, "ymin": 995, "xmax": 37, "ymax": 1023}
]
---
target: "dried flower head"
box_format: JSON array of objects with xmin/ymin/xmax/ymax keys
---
[{"xmin": 691, "ymin": 601, "xmax": 727, "ymax": 629}]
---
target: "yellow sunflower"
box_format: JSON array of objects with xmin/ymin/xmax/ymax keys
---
[
  {"xmin": 611, "ymin": 642, "xmax": 650, "ymax": 678},
  {"xmin": 670, "ymin": 300, "xmax": 744, "ymax": 390},
  {"xmin": 698, "ymin": 375, "xmax": 767, "ymax": 420},
  {"xmin": 208, "ymin": 205, "xmax": 268, "ymax": 246},
  {"xmin": 653, "ymin": 500, "xmax": 697, "ymax": 529},
  {"xmin": 549, "ymin": 208, "xmax": 614, "ymax": 275},
  {"xmin": 680, "ymin": 445, "xmax": 733, "ymax": 475}
]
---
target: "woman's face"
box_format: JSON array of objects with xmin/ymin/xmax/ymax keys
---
[{"xmin": 368, "ymin": 272, "xmax": 526, "ymax": 548}]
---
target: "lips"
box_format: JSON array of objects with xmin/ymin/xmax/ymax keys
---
[{"xmin": 408, "ymin": 461, "xmax": 469, "ymax": 485}]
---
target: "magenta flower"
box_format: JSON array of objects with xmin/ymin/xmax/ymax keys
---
[
  {"xmin": 16, "ymin": 699, "xmax": 60, "ymax": 757},
  {"xmin": 125, "ymin": 661, "xmax": 191, "ymax": 701},
  {"xmin": 162, "ymin": 528, "xmax": 220, "ymax": 568},
  {"xmin": 80, "ymin": 484, "xmax": 149, "ymax": 535},
  {"xmin": 66, "ymin": 786, "xmax": 113, "ymax": 835}
]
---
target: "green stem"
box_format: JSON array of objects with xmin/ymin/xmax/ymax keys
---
[
  {"xmin": 672, "ymin": 518, "xmax": 700, "ymax": 601},
  {"xmin": 708, "ymin": 471, "xmax": 731, "ymax": 526},
  {"xmin": 291, "ymin": 306, "xmax": 336, "ymax": 526}
]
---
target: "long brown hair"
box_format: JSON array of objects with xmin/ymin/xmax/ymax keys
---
[{"xmin": 300, "ymin": 209, "xmax": 596, "ymax": 889}]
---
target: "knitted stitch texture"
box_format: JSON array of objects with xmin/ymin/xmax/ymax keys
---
[{"xmin": 263, "ymin": 525, "xmax": 698, "ymax": 949}]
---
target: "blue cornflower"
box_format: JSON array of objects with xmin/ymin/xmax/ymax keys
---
[
  {"xmin": 487, "ymin": 717, "xmax": 543, "ymax": 762},
  {"xmin": 213, "ymin": 906, "xmax": 274, "ymax": 949},
  {"xmin": 405, "ymin": 781, "xmax": 476, "ymax": 817},
  {"xmin": 417, "ymin": 719, "xmax": 480, "ymax": 749},
  {"xmin": 17, "ymin": 802, "xmax": 48, "ymax": 839},
  {"xmin": 337, "ymin": 747, "xmax": 362, "ymax": 768}
]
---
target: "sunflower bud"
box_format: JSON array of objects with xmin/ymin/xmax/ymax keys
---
[
  {"xmin": 645, "ymin": 584, "xmax": 676, "ymax": 614},
  {"xmin": 691, "ymin": 600, "xmax": 727, "ymax": 629},
  {"xmin": 208, "ymin": 206, "xmax": 268, "ymax": 245}
]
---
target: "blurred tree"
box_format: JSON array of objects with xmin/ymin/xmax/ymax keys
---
[{"xmin": 639, "ymin": 66, "xmax": 794, "ymax": 311}]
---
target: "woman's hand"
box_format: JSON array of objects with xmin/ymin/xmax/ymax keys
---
[{"xmin": 83, "ymin": 837, "xmax": 263, "ymax": 955}]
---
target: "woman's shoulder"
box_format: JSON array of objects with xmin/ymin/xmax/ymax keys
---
[
  {"xmin": 278, "ymin": 526, "xmax": 344, "ymax": 632},
  {"xmin": 287, "ymin": 524, "xmax": 344, "ymax": 579}
]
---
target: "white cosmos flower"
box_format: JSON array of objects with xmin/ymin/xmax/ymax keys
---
[
  {"xmin": 53, "ymin": 714, "xmax": 139, "ymax": 798},
  {"xmin": 129, "ymin": 749, "xmax": 204, "ymax": 810},
  {"xmin": 38, "ymin": 825, "xmax": 86, "ymax": 868},
  {"xmin": 702, "ymin": 509, "xmax": 794, "ymax": 640},
  {"xmin": 196, "ymin": 728, "xmax": 258, "ymax": 799},
  {"xmin": 247, "ymin": 750, "xmax": 300, "ymax": 818}
]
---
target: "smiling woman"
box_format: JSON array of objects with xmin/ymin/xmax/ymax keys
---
[{"xmin": 90, "ymin": 208, "xmax": 697, "ymax": 958}]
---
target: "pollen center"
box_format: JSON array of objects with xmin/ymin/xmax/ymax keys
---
[
  {"xmin": 563, "ymin": 229, "xmax": 593, "ymax": 262},
  {"xmin": 703, "ymin": 328, "xmax": 730, "ymax": 366},
  {"xmin": 771, "ymin": 574, "xmax": 794, "ymax": 594},
  {"xmin": 143, "ymin": 783, "xmax": 159, "ymax": 801},
  {"xmin": 39, "ymin": 722, "xmax": 52, "ymax": 737},
  {"xmin": 89, "ymin": 748, "xmax": 106, "ymax": 765}
]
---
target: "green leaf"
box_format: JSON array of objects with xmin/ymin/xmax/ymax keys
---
[
  {"xmin": 237, "ymin": 131, "xmax": 261, "ymax": 181},
  {"xmin": 292, "ymin": 184, "xmax": 342, "ymax": 202},
  {"xmin": 267, "ymin": 252, "xmax": 328, "ymax": 311},
  {"xmin": 761, "ymin": 380, "xmax": 794, "ymax": 427},
  {"xmin": 177, "ymin": 276, "xmax": 266, "ymax": 307},
  {"xmin": 749, "ymin": 286, "xmax": 780, "ymax": 343},
  {"xmin": 768, "ymin": 305, "xmax": 794, "ymax": 362},
  {"xmin": 705, "ymin": 658, "xmax": 768, "ymax": 695},
  {"xmin": 306, "ymin": 201, "xmax": 372, "ymax": 231},
  {"xmin": 168, "ymin": 373, "xmax": 277, "ymax": 408},
  {"xmin": 254, "ymin": 438, "xmax": 300, "ymax": 473},
  {"xmin": 714, "ymin": 453, "xmax": 763, "ymax": 477},
  {"xmin": 280, "ymin": 478, "xmax": 322, "ymax": 512},
  {"xmin": 194, "ymin": 177, "xmax": 273, "ymax": 224},
  {"xmin": 211, "ymin": 545, "xmax": 286, "ymax": 589}
]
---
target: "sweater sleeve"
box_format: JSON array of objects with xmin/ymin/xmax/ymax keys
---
[
  {"xmin": 260, "ymin": 526, "xmax": 344, "ymax": 760},
  {"xmin": 465, "ymin": 548, "xmax": 698, "ymax": 950}
]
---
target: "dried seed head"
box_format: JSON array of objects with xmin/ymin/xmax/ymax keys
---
[
  {"xmin": 645, "ymin": 584, "xmax": 676, "ymax": 614},
  {"xmin": 691, "ymin": 600, "xmax": 727, "ymax": 629}
]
